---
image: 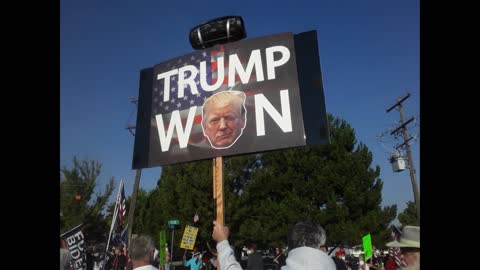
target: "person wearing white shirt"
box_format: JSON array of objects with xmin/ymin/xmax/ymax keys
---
[{"xmin": 212, "ymin": 221, "xmax": 243, "ymax": 270}]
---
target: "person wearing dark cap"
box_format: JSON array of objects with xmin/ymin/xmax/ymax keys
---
[
  {"xmin": 184, "ymin": 250, "xmax": 203, "ymax": 270},
  {"xmin": 386, "ymin": 225, "xmax": 420, "ymax": 270}
]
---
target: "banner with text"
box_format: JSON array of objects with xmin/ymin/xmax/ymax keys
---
[
  {"xmin": 180, "ymin": 225, "xmax": 199, "ymax": 250},
  {"xmin": 60, "ymin": 224, "xmax": 87, "ymax": 270},
  {"xmin": 132, "ymin": 32, "xmax": 319, "ymax": 168}
]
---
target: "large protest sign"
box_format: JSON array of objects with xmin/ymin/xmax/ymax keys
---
[
  {"xmin": 60, "ymin": 224, "xmax": 87, "ymax": 270},
  {"xmin": 132, "ymin": 31, "xmax": 329, "ymax": 168},
  {"xmin": 180, "ymin": 225, "xmax": 199, "ymax": 250}
]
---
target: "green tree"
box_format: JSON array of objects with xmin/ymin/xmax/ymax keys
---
[
  {"xmin": 104, "ymin": 187, "xmax": 151, "ymax": 235},
  {"xmin": 137, "ymin": 160, "xmax": 213, "ymax": 247},
  {"xmin": 130, "ymin": 188, "xmax": 150, "ymax": 232},
  {"xmin": 229, "ymin": 115, "xmax": 396, "ymax": 249},
  {"xmin": 398, "ymin": 201, "xmax": 419, "ymax": 227},
  {"xmin": 138, "ymin": 114, "xmax": 397, "ymax": 250},
  {"xmin": 60, "ymin": 156, "xmax": 114, "ymax": 242}
]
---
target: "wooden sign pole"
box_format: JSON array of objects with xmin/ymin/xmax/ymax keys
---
[
  {"xmin": 213, "ymin": 156, "xmax": 224, "ymax": 225},
  {"xmin": 213, "ymin": 156, "xmax": 224, "ymax": 270}
]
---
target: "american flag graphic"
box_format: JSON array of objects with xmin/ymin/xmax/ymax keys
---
[
  {"xmin": 152, "ymin": 45, "xmax": 248, "ymax": 148},
  {"xmin": 117, "ymin": 181, "xmax": 127, "ymax": 225},
  {"xmin": 390, "ymin": 226, "xmax": 405, "ymax": 267},
  {"xmin": 113, "ymin": 225, "xmax": 128, "ymax": 247},
  {"xmin": 113, "ymin": 225, "xmax": 129, "ymax": 262},
  {"xmin": 113, "ymin": 182, "xmax": 129, "ymax": 267},
  {"xmin": 153, "ymin": 49, "xmax": 213, "ymax": 115}
]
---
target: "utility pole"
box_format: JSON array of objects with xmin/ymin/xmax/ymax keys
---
[
  {"xmin": 126, "ymin": 97, "xmax": 142, "ymax": 250},
  {"xmin": 386, "ymin": 93, "xmax": 420, "ymax": 222}
]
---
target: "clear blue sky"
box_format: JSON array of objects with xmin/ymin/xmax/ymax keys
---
[{"xmin": 61, "ymin": 0, "xmax": 419, "ymax": 215}]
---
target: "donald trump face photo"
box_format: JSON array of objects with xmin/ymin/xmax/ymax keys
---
[{"xmin": 201, "ymin": 91, "xmax": 247, "ymax": 149}]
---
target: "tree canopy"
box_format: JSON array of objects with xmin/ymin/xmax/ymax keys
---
[
  {"xmin": 132, "ymin": 114, "xmax": 397, "ymax": 250},
  {"xmin": 60, "ymin": 157, "xmax": 115, "ymax": 243},
  {"xmin": 398, "ymin": 201, "xmax": 419, "ymax": 227}
]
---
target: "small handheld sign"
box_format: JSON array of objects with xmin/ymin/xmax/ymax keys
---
[
  {"xmin": 159, "ymin": 230, "xmax": 167, "ymax": 267},
  {"xmin": 180, "ymin": 225, "xmax": 199, "ymax": 250},
  {"xmin": 362, "ymin": 233, "xmax": 373, "ymax": 260}
]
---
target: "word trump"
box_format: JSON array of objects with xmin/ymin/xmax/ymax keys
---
[
  {"xmin": 132, "ymin": 32, "xmax": 322, "ymax": 168},
  {"xmin": 156, "ymin": 45, "xmax": 291, "ymax": 102}
]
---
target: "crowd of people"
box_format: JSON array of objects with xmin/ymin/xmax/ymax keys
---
[
  {"xmin": 61, "ymin": 222, "xmax": 420, "ymax": 270},
  {"xmin": 211, "ymin": 221, "xmax": 419, "ymax": 270}
]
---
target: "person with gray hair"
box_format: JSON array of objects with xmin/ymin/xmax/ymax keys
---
[
  {"xmin": 201, "ymin": 90, "xmax": 247, "ymax": 149},
  {"xmin": 129, "ymin": 235, "xmax": 158, "ymax": 270},
  {"xmin": 282, "ymin": 222, "xmax": 336, "ymax": 270}
]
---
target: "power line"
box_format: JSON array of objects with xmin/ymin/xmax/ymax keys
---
[{"xmin": 125, "ymin": 95, "xmax": 142, "ymax": 252}]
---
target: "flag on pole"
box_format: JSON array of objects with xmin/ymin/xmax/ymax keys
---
[
  {"xmin": 112, "ymin": 225, "xmax": 129, "ymax": 246},
  {"xmin": 117, "ymin": 181, "xmax": 127, "ymax": 226},
  {"xmin": 104, "ymin": 179, "xmax": 127, "ymax": 269},
  {"xmin": 113, "ymin": 224, "xmax": 129, "ymax": 257},
  {"xmin": 111, "ymin": 224, "xmax": 130, "ymax": 269},
  {"xmin": 390, "ymin": 225, "xmax": 405, "ymax": 267}
]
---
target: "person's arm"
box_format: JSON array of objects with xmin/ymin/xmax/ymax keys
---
[
  {"xmin": 217, "ymin": 240, "xmax": 243, "ymax": 270},
  {"xmin": 184, "ymin": 257, "xmax": 190, "ymax": 267},
  {"xmin": 212, "ymin": 221, "xmax": 243, "ymax": 270}
]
